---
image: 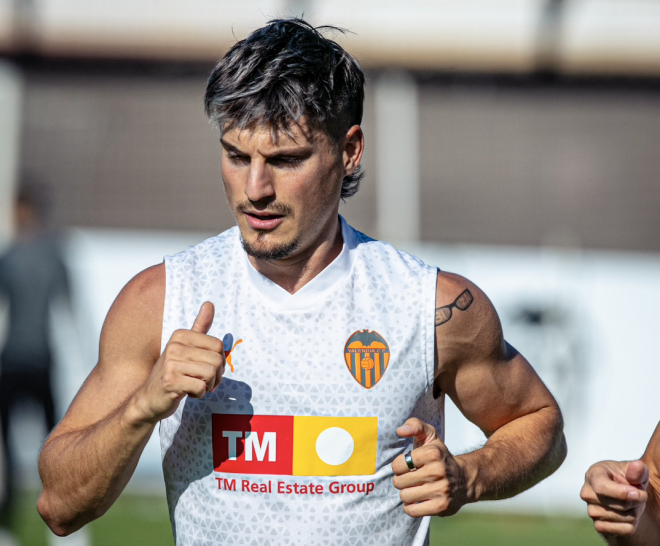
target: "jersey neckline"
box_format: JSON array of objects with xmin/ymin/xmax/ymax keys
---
[{"xmin": 239, "ymin": 216, "xmax": 358, "ymax": 311}]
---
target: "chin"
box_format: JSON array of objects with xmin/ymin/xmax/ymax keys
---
[{"xmin": 241, "ymin": 232, "xmax": 301, "ymax": 261}]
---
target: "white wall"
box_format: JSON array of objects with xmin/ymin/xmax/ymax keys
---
[
  {"xmin": 44, "ymin": 229, "xmax": 660, "ymax": 512},
  {"xmin": 409, "ymin": 241, "xmax": 660, "ymax": 514}
]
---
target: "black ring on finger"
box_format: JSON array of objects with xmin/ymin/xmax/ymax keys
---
[{"xmin": 404, "ymin": 451, "xmax": 417, "ymax": 471}]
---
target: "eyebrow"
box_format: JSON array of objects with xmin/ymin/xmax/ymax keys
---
[
  {"xmin": 219, "ymin": 139, "xmax": 242, "ymax": 154},
  {"xmin": 219, "ymin": 138, "xmax": 313, "ymax": 158}
]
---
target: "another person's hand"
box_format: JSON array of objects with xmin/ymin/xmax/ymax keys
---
[
  {"xmin": 392, "ymin": 418, "xmax": 467, "ymax": 517},
  {"xmin": 581, "ymin": 459, "xmax": 650, "ymax": 536},
  {"xmin": 132, "ymin": 301, "xmax": 225, "ymax": 424}
]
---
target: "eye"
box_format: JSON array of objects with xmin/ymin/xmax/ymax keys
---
[
  {"xmin": 271, "ymin": 157, "xmax": 303, "ymax": 168},
  {"xmin": 227, "ymin": 153, "xmax": 250, "ymax": 165}
]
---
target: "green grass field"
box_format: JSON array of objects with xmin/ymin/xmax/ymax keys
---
[
  {"xmin": 12, "ymin": 490, "xmax": 603, "ymax": 545},
  {"xmin": 13, "ymin": 491, "xmax": 174, "ymax": 546}
]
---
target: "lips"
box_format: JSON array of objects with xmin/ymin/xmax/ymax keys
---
[{"xmin": 244, "ymin": 211, "xmax": 285, "ymax": 231}]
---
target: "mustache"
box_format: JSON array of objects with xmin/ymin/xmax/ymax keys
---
[{"xmin": 236, "ymin": 201, "xmax": 294, "ymax": 217}]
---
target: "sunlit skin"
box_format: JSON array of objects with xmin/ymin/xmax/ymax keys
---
[
  {"xmin": 220, "ymin": 121, "xmax": 364, "ymax": 294},
  {"xmin": 36, "ymin": 118, "xmax": 568, "ymax": 535}
]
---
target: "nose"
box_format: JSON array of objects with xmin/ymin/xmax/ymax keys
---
[{"xmin": 245, "ymin": 160, "xmax": 275, "ymax": 203}]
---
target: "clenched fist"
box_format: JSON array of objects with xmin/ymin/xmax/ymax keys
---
[
  {"xmin": 392, "ymin": 418, "xmax": 468, "ymax": 518},
  {"xmin": 133, "ymin": 301, "xmax": 226, "ymax": 424},
  {"xmin": 581, "ymin": 459, "xmax": 649, "ymax": 537}
]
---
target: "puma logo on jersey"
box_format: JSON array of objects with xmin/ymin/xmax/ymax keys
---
[{"xmin": 222, "ymin": 333, "xmax": 243, "ymax": 373}]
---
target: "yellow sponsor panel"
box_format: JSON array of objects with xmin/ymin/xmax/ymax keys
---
[{"xmin": 292, "ymin": 416, "xmax": 378, "ymax": 476}]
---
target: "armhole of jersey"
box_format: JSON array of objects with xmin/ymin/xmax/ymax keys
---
[{"xmin": 423, "ymin": 266, "xmax": 439, "ymax": 391}]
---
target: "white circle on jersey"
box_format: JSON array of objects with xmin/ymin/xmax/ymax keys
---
[{"xmin": 316, "ymin": 427, "xmax": 355, "ymax": 466}]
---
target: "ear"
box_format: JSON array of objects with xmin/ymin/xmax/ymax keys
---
[{"xmin": 342, "ymin": 125, "xmax": 364, "ymax": 176}]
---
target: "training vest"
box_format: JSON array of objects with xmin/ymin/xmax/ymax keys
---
[{"xmin": 160, "ymin": 216, "xmax": 443, "ymax": 546}]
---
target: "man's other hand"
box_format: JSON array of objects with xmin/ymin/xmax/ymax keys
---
[
  {"xmin": 132, "ymin": 301, "xmax": 225, "ymax": 424},
  {"xmin": 581, "ymin": 459, "xmax": 650, "ymax": 536},
  {"xmin": 392, "ymin": 418, "xmax": 468, "ymax": 518}
]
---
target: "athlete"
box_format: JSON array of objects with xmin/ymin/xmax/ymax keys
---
[
  {"xmin": 0, "ymin": 183, "xmax": 69, "ymax": 534},
  {"xmin": 581, "ymin": 423, "xmax": 659, "ymax": 545},
  {"xmin": 37, "ymin": 19, "xmax": 566, "ymax": 545}
]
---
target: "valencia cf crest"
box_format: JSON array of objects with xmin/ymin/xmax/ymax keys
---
[{"xmin": 344, "ymin": 330, "xmax": 390, "ymax": 389}]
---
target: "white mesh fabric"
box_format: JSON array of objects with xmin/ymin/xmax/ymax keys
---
[{"xmin": 160, "ymin": 218, "xmax": 443, "ymax": 545}]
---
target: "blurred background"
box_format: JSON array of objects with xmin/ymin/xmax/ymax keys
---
[{"xmin": 0, "ymin": 0, "xmax": 659, "ymax": 544}]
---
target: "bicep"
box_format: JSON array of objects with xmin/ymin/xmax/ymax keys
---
[
  {"xmin": 434, "ymin": 272, "xmax": 558, "ymax": 436},
  {"xmin": 643, "ymin": 422, "xmax": 660, "ymax": 493},
  {"xmin": 446, "ymin": 344, "xmax": 557, "ymax": 436},
  {"xmin": 50, "ymin": 264, "xmax": 164, "ymax": 436},
  {"xmin": 643, "ymin": 422, "xmax": 660, "ymax": 463}
]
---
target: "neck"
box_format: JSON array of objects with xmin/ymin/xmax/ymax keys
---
[{"xmin": 247, "ymin": 217, "xmax": 343, "ymax": 294}]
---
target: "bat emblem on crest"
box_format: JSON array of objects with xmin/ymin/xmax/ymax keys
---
[{"xmin": 343, "ymin": 330, "xmax": 390, "ymax": 389}]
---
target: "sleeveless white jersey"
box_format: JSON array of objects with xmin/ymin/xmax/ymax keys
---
[{"xmin": 160, "ymin": 217, "xmax": 444, "ymax": 546}]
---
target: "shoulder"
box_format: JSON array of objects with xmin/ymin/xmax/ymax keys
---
[
  {"xmin": 47, "ymin": 264, "xmax": 165, "ymax": 435},
  {"xmin": 109, "ymin": 263, "xmax": 164, "ymax": 315},
  {"xmin": 166, "ymin": 228, "xmax": 239, "ymax": 264},
  {"xmin": 353, "ymin": 230, "xmax": 436, "ymax": 280},
  {"xmin": 643, "ymin": 422, "xmax": 660, "ymax": 526},
  {"xmin": 99, "ymin": 263, "xmax": 165, "ymax": 367},
  {"xmin": 435, "ymin": 271, "xmax": 497, "ymax": 326},
  {"xmin": 162, "ymin": 229, "xmax": 240, "ymax": 287},
  {"xmin": 434, "ymin": 271, "xmax": 504, "ymax": 373},
  {"xmin": 644, "ymin": 422, "xmax": 660, "ymax": 478}
]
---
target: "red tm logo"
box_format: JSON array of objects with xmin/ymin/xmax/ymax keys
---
[{"xmin": 212, "ymin": 414, "xmax": 294, "ymax": 475}]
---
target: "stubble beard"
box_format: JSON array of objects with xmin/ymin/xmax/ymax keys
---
[
  {"xmin": 241, "ymin": 231, "xmax": 301, "ymax": 261},
  {"xmin": 234, "ymin": 199, "xmax": 301, "ymax": 260}
]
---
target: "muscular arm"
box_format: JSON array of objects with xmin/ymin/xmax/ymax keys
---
[
  {"xmin": 37, "ymin": 264, "xmax": 225, "ymax": 535},
  {"xmin": 436, "ymin": 272, "xmax": 566, "ymax": 504},
  {"xmin": 37, "ymin": 265, "xmax": 164, "ymax": 535},
  {"xmin": 393, "ymin": 272, "xmax": 565, "ymax": 516},
  {"xmin": 624, "ymin": 426, "xmax": 660, "ymax": 545}
]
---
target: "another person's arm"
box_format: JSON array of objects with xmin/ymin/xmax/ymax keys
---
[
  {"xmin": 37, "ymin": 264, "xmax": 225, "ymax": 535},
  {"xmin": 393, "ymin": 272, "xmax": 567, "ymax": 516},
  {"xmin": 581, "ymin": 422, "xmax": 660, "ymax": 545}
]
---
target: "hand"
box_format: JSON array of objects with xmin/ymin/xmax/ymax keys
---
[
  {"xmin": 392, "ymin": 418, "xmax": 468, "ymax": 518},
  {"xmin": 133, "ymin": 301, "xmax": 225, "ymax": 424},
  {"xmin": 581, "ymin": 459, "xmax": 649, "ymax": 536}
]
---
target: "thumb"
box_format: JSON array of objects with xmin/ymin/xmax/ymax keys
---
[
  {"xmin": 191, "ymin": 301, "xmax": 215, "ymax": 334},
  {"xmin": 396, "ymin": 418, "xmax": 440, "ymax": 448},
  {"xmin": 625, "ymin": 460, "xmax": 650, "ymax": 489}
]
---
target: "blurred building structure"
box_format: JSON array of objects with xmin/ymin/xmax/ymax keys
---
[
  {"xmin": 5, "ymin": 62, "xmax": 660, "ymax": 252},
  {"xmin": 1, "ymin": 0, "xmax": 660, "ymax": 73},
  {"xmin": 0, "ymin": 61, "xmax": 20, "ymax": 248},
  {"xmin": 0, "ymin": 0, "xmax": 659, "ymax": 518},
  {"xmin": 0, "ymin": 0, "xmax": 658, "ymax": 251}
]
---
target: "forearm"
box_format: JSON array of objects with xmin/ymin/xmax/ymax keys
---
[
  {"xmin": 37, "ymin": 396, "xmax": 156, "ymax": 536},
  {"xmin": 457, "ymin": 406, "xmax": 566, "ymax": 503}
]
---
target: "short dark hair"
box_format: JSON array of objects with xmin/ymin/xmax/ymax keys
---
[{"xmin": 204, "ymin": 18, "xmax": 366, "ymax": 199}]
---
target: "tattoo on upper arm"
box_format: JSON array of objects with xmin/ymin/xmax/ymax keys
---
[{"xmin": 435, "ymin": 289, "xmax": 474, "ymax": 327}]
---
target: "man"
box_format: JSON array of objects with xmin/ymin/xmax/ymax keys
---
[
  {"xmin": 37, "ymin": 18, "xmax": 566, "ymax": 545},
  {"xmin": 581, "ymin": 423, "xmax": 659, "ymax": 545},
  {"xmin": 0, "ymin": 183, "xmax": 69, "ymax": 534}
]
